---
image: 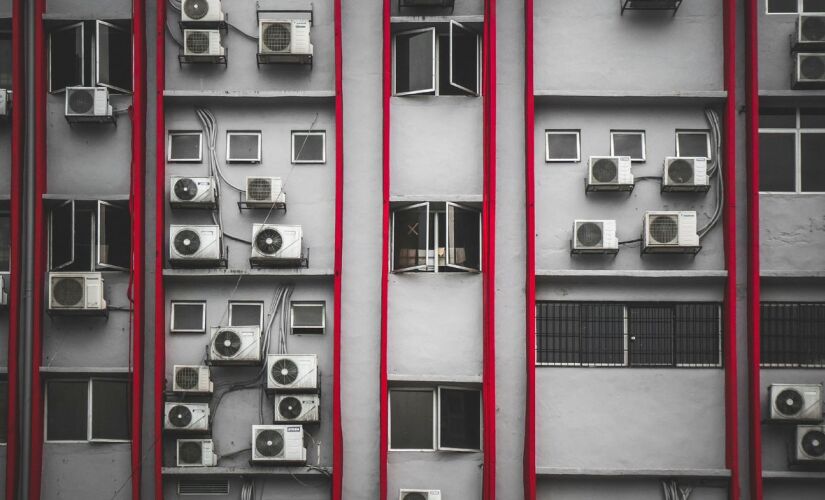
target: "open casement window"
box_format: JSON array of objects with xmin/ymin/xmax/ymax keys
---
[
  {"xmin": 45, "ymin": 378, "xmax": 130, "ymax": 443},
  {"xmin": 49, "ymin": 200, "xmax": 76, "ymax": 271},
  {"xmin": 49, "ymin": 22, "xmax": 85, "ymax": 93},
  {"xmin": 392, "ymin": 203, "xmax": 429, "ymax": 272},
  {"xmin": 0, "ymin": 32, "xmax": 11, "ymax": 89},
  {"xmin": 0, "ymin": 380, "xmax": 7, "ymax": 444},
  {"xmin": 445, "ymin": 202, "xmax": 481, "ymax": 272},
  {"xmin": 89, "ymin": 378, "xmax": 130, "ymax": 442},
  {"xmin": 97, "ymin": 201, "xmax": 131, "ymax": 270},
  {"xmin": 448, "ymin": 21, "xmax": 480, "ymax": 96},
  {"xmin": 394, "ymin": 28, "xmax": 436, "ymax": 96},
  {"xmin": 438, "ymin": 387, "xmax": 482, "ymax": 452},
  {"xmin": 389, "ymin": 388, "xmax": 436, "ymax": 451},
  {"xmin": 0, "ymin": 211, "xmax": 9, "ymax": 272},
  {"xmin": 95, "ymin": 21, "xmax": 132, "ymax": 94}
]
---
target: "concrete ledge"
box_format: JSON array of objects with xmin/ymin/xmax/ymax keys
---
[
  {"xmin": 163, "ymin": 268, "xmax": 334, "ymax": 278},
  {"xmin": 759, "ymin": 90, "xmax": 825, "ymax": 106},
  {"xmin": 536, "ymin": 269, "xmax": 728, "ymax": 280},
  {"xmin": 390, "ymin": 15, "xmax": 484, "ymax": 24},
  {"xmin": 163, "ymin": 90, "xmax": 336, "ymax": 102},
  {"xmin": 388, "ymin": 373, "xmax": 483, "ymax": 384},
  {"xmin": 162, "ymin": 466, "xmax": 332, "ymax": 477},
  {"xmin": 43, "ymin": 193, "xmax": 130, "ymax": 203},
  {"xmin": 39, "ymin": 366, "xmax": 131, "ymax": 374},
  {"xmin": 536, "ymin": 467, "xmax": 731, "ymax": 480},
  {"xmin": 390, "ymin": 194, "xmax": 483, "ymax": 203},
  {"xmin": 762, "ymin": 470, "xmax": 825, "ymax": 481},
  {"xmin": 761, "ymin": 270, "xmax": 825, "ymax": 280},
  {"xmin": 534, "ymin": 90, "xmax": 727, "ymax": 105}
]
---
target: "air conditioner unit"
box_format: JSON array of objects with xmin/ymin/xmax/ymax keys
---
[
  {"xmin": 251, "ymin": 425, "xmax": 307, "ymax": 464},
  {"xmin": 793, "ymin": 53, "xmax": 825, "ymax": 90},
  {"xmin": 0, "ymin": 274, "xmax": 8, "ymax": 306},
  {"xmin": 661, "ymin": 157, "xmax": 709, "ymax": 192},
  {"xmin": 258, "ymin": 20, "xmax": 313, "ymax": 64},
  {"xmin": 250, "ymin": 224, "xmax": 303, "ymax": 266},
  {"xmin": 164, "ymin": 402, "xmax": 210, "ymax": 432},
  {"xmin": 273, "ymin": 394, "xmax": 320, "ymax": 424},
  {"xmin": 64, "ymin": 87, "xmax": 112, "ymax": 123},
  {"xmin": 586, "ymin": 156, "xmax": 634, "ymax": 192},
  {"xmin": 642, "ymin": 211, "xmax": 700, "ymax": 254},
  {"xmin": 0, "ymin": 89, "xmax": 9, "ymax": 116},
  {"xmin": 571, "ymin": 220, "xmax": 618, "ymax": 254},
  {"xmin": 267, "ymin": 354, "xmax": 319, "ymax": 392},
  {"xmin": 183, "ymin": 30, "xmax": 225, "ymax": 61},
  {"xmin": 173, "ymin": 365, "xmax": 213, "ymax": 394},
  {"xmin": 181, "ymin": 0, "xmax": 225, "ymax": 23},
  {"xmin": 209, "ymin": 326, "xmax": 262, "ymax": 365},
  {"xmin": 177, "ymin": 439, "xmax": 218, "ymax": 467},
  {"xmin": 795, "ymin": 14, "xmax": 825, "ymax": 51},
  {"xmin": 796, "ymin": 425, "xmax": 825, "ymax": 463},
  {"xmin": 245, "ymin": 176, "xmax": 286, "ymax": 208},
  {"xmin": 169, "ymin": 225, "xmax": 223, "ymax": 267},
  {"xmin": 48, "ymin": 272, "xmax": 106, "ymax": 313},
  {"xmin": 399, "ymin": 490, "xmax": 443, "ymax": 500},
  {"xmin": 769, "ymin": 384, "xmax": 823, "ymax": 423},
  {"xmin": 170, "ymin": 176, "xmax": 217, "ymax": 208}
]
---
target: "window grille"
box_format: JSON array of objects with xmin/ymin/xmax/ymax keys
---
[{"xmin": 761, "ymin": 302, "xmax": 825, "ymax": 368}]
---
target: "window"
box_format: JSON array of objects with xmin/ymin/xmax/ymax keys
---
[
  {"xmin": 49, "ymin": 200, "xmax": 130, "ymax": 272},
  {"xmin": 610, "ymin": 130, "xmax": 646, "ymax": 162},
  {"xmin": 676, "ymin": 130, "xmax": 711, "ymax": 159},
  {"xmin": 760, "ymin": 107, "xmax": 825, "ymax": 192},
  {"xmin": 389, "ymin": 386, "xmax": 482, "ymax": 452},
  {"xmin": 46, "ymin": 378, "xmax": 130, "ymax": 442},
  {"xmin": 48, "ymin": 20, "xmax": 132, "ymax": 93},
  {"xmin": 229, "ymin": 301, "xmax": 264, "ymax": 330},
  {"xmin": 290, "ymin": 301, "xmax": 326, "ymax": 334},
  {"xmin": 767, "ymin": 0, "xmax": 825, "ymax": 13},
  {"xmin": 0, "ymin": 380, "xmax": 7, "ymax": 444},
  {"xmin": 0, "ymin": 211, "xmax": 9, "ymax": 272},
  {"xmin": 393, "ymin": 21, "xmax": 480, "ymax": 96},
  {"xmin": 170, "ymin": 301, "xmax": 207, "ymax": 334},
  {"xmin": 391, "ymin": 202, "xmax": 481, "ymax": 273},
  {"xmin": 291, "ymin": 131, "xmax": 326, "ymax": 164},
  {"xmin": 168, "ymin": 131, "xmax": 203, "ymax": 163},
  {"xmin": 545, "ymin": 130, "xmax": 581, "ymax": 163},
  {"xmin": 0, "ymin": 32, "xmax": 11, "ymax": 89},
  {"xmin": 761, "ymin": 302, "xmax": 825, "ymax": 367},
  {"xmin": 226, "ymin": 131, "xmax": 262, "ymax": 164},
  {"xmin": 536, "ymin": 302, "xmax": 722, "ymax": 367}
]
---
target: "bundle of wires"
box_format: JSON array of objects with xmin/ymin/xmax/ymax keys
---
[
  {"xmin": 696, "ymin": 107, "xmax": 724, "ymax": 238},
  {"xmin": 661, "ymin": 480, "xmax": 693, "ymax": 500}
]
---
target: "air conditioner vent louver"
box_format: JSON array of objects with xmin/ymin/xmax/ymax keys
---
[
  {"xmin": 263, "ymin": 23, "xmax": 291, "ymax": 52},
  {"xmin": 648, "ymin": 215, "xmax": 679, "ymax": 245},
  {"xmin": 248, "ymin": 177, "xmax": 273, "ymax": 200},
  {"xmin": 178, "ymin": 478, "xmax": 229, "ymax": 495}
]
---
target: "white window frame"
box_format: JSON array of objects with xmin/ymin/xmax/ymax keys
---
[
  {"xmin": 448, "ymin": 20, "xmax": 481, "ymax": 96},
  {"xmin": 675, "ymin": 129, "xmax": 712, "ymax": 160},
  {"xmin": 759, "ymin": 107, "xmax": 825, "ymax": 194},
  {"xmin": 49, "ymin": 200, "xmax": 76, "ymax": 271},
  {"xmin": 95, "ymin": 20, "xmax": 131, "ymax": 94},
  {"xmin": 545, "ymin": 130, "xmax": 581, "ymax": 163},
  {"xmin": 290, "ymin": 301, "xmax": 326, "ymax": 334},
  {"xmin": 170, "ymin": 301, "xmax": 207, "ymax": 334},
  {"xmin": 444, "ymin": 202, "xmax": 482, "ymax": 272},
  {"xmin": 766, "ymin": 0, "xmax": 825, "ymax": 13},
  {"xmin": 228, "ymin": 301, "xmax": 265, "ymax": 330},
  {"xmin": 436, "ymin": 386, "xmax": 483, "ymax": 452},
  {"xmin": 45, "ymin": 378, "xmax": 130, "ymax": 443},
  {"xmin": 96, "ymin": 200, "xmax": 130, "ymax": 271},
  {"xmin": 226, "ymin": 131, "xmax": 262, "ymax": 164},
  {"xmin": 167, "ymin": 131, "xmax": 203, "ymax": 163},
  {"xmin": 610, "ymin": 130, "xmax": 646, "ymax": 162},
  {"xmin": 48, "ymin": 22, "xmax": 85, "ymax": 93},
  {"xmin": 388, "ymin": 387, "xmax": 437, "ymax": 452},
  {"xmin": 291, "ymin": 131, "xmax": 326, "ymax": 164},
  {"xmin": 393, "ymin": 27, "xmax": 437, "ymax": 96},
  {"xmin": 391, "ymin": 202, "xmax": 430, "ymax": 273},
  {"xmin": 88, "ymin": 378, "xmax": 131, "ymax": 443}
]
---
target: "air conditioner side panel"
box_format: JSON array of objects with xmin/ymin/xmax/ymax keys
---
[{"xmin": 678, "ymin": 212, "xmax": 699, "ymax": 247}]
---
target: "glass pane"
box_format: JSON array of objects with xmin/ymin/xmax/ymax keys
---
[
  {"xmin": 804, "ymin": 0, "xmax": 825, "ymax": 12},
  {"xmin": 612, "ymin": 132, "xmax": 644, "ymax": 160},
  {"xmin": 91, "ymin": 380, "xmax": 130, "ymax": 440},
  {"xmin": 96, "ymin": 21, "xmax": 132, "ymax": 92},
  {"xmin": 437, "ymin": 35, "xmax": 461, "ymax": 96},
  {"xmin": 439, "ymin": 388, "xmax": 481, "ymax": 450},
  {"xmin": 536, "ymin": 302, "xmax": 581, "ymax": 365},
  {"xmin": 171, "ymin": 302, "xmax": 205, "ymax": 332},
  {"xmin": 293, "ymin": 133, "xmax": 325, "ymax": 163},
  {"xmin": 47, "ymin": 381, "xmax": 88, "ymax": 441},
  {"xmin": 801, "ymin": 108, "xmax": 825, "ymax": 128},
  {"xmin": 228, "ymin": 133, "xmax": 261, "ymax": 162},
  {"xmin": 450, "ymin": 22, "xmax": 479, "ymax": 95},
  {"xmin": 674, "ymin": 304, "xmax": 721, "ymax": 366},
  {"xmin": 0, "ymin": 214, "xmax": 9, "ymax": 271},
  {"xmin": 677, "ymin": 132, "xmax": 710, "ymax": 159},
  {"xmin": 0, "ymin": 381, "xmax": 7, "ymax": 444},
  {"xmin": 50, "ymin": 24, "xmax": 84, "ymax": 92},
  {"xmin": 169, "ymin": 133, "xmax": 201, "ymax": 162},
  {"xmin": 801, "ymin": 133, "xmax": 825, "ymax": 192},
  {"xmin": 390, "ymin": 390, "xmax": 433, "ymax": 449},
  {"xmin": 393, "ymin": 204, "xmax": 428, "ymax": 271},
  {"xmin": 0, "ymin": 36, "xmax": 11, "ymax": 89},
  {"xmin": 759, "ymin": 133, "xmax": 796, "ymax": 191},
  {"xmin": 628, "ymin": 306, "xmax": 674, "ymax": 367},
  {"xmin": 447, "ymin": 204, "xmax": 480, "ymax": 271},
  {"xmin": 769, "ymin": 0, "xmax": 799, "ymax": 11},
  {"xmin": 291, "ymin": 302, "xmax": 325, "ymax": 329},
  {"xmin": 580, "ymin": 303, "xmax": 625, "ymax": 366},
  {"xmin": 546, "ymin": 132, "xmax": 579, "ymax": 161},
  {"xmin": 98, "ymin": 202, "xmax": 131, "ymax": 270},
  {"xmin": 395, "ymin": 29, "xmax": 435, "ymax": 94},
  {"xmin": 50, "ymin": 201, "xmax": 74, "ymax": 270},
  {"xmin": 230, "ymin": 302, "xmax": 263, "ymax": 328},
  {"xmin": 760, "ymin": 108, "xmax": 796, "ymax": 128},
  {"xmin": 71, "ymin": 209, "xmax": 94, "ymax": 271}
]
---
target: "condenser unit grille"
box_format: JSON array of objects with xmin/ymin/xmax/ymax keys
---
[
  {"xmin": 263, "ymin": 23, "xmax": 291, "ymax": 52},
  {"xmin": 271, "ymin": 358, "xmax": 300, "ymax": 385},
  {"xmin": 175, "ymin": 367, "xmax": 200, "ymax": 390},
  {"xmin": 178, "ymin": 479, "xmax": 230, "ymax": 495},
  {"xmin": 255, "ymin": 228, "xmax": 283, "ymax": 255},
  {"xmin": 247, "ymin": 178, "xmax": 273, "ymax": 201},
  {"xmin": 801, "ymin": 55, "xmax": 825, "ymax": 80},
  {"xmin": 591, "ymin": 158, "xmax": 618, "ymax": 183},
  {"xmin": 255, "ymin": 429, "xmax": 285, "ymax": 457},
  {"xmin": 648, "ymin": 215, "xmax": 679, "ymax": 244},
  {"xmin": 173, "ymin": 178, "xmax": 199, "ymax": 201},
  {"xmin": 68, "ymin": 89, "xmax": 95, "ymax": 114},
  {"xmin": 278, "ymin": 397, "xmax": 303, "ymax": 419},
  {"xmin": 576, "ymin": 222, "xmax": 603, "ymax": 247},
  {"xmin": 174, "ymin": 229, "xmax": 201, "ymax": 255},
  {"xmin": 168, "ymin": 405, "xmax": 193, "ymax": 427},
  {"xmin": 802, "ymin": 429, "xmax": 825, "ymax": 457},
  {"xmin": 776, "ymin": 388, "xmax": 805, "ymax": 416},
  {"xmin": 213, "ymin": 330, "xmax": 242, "ymax": 357},
  {"xmin": 667, "ymin": 159, "xmax": 694, "ymax": 184},
  {"xmin": 183, "ymin": 0, "xmax": 210, "ymax": 19},
  {"xmin": 178, "ymin": 441, "xmax": 203, "ymax": 464},
  {"xmin": 52, "ymin": 278, "xmax": 85, "ymax": 307},
  {"xmin": 186, "ymin": 31, "xmax": 211, "ymax": 54},
  {"xmin": 802, "ymin": 16, "xmax": 825, "ymax": 42}
]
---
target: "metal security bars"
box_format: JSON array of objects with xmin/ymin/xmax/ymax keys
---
[
  {"xmin": 761, "ymin": 302, "xmax": 825, "ymax": 368},
  {"xmin": 536, "ymin": 302, "xmax": 723, "ymax": 367}
]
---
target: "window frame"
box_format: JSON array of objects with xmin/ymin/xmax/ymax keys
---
[
  {"xmin": 167, "ymin": 131, "xmax": 204, "ymax": 163},
  {"xmin": 675, "ymin": 129, "xmax": 712, "ymax": 160},
  {"xmin": 760, "ymin": 302, "xmax": 825, "ymax": 368},
  {"xmin": 391, "ymin": 202, "xmax": 431, "ymax": 273},
  {"xmin": 759, "ymin": 107, "xmax": 825, "ymax": 194},
  {"xmin": 44, "ymin": 377, "xmax": 130, "ymax": 444},
  {"xmin": 444, "ymin": 202, "xmax": 482, "ymax": 272},
  {"xmin": 170, "ymin": 301, "xmax": 207, "ymax": 334},
  {"xmin": 393, "ymin": 27, "xmax": 437, "ymax": 96},
  {"xmin": 610, "ymin": 130, "xmax": 647, "ymax": 163},
  {"xmin": 545, "ymin": 130, "xmax": 581, "ymax": 163},
  {"xmin": 448, "ymin": 20, "xmax": 480, "ymax": 96},
  {"xmin": 291, "ymin": 130, "xmax": 327, "ymax": 164},
  {"xmin": 388, "ymin": 387, "xmax": 437, "ymax": 452},
  {"xmin": 95, "ymin": 20, "xmax": 132, "ymax": 94},
  {"xmin": 48, "ymin": 22, "xmax": 85, "ymax": 93},
  {"xmin": 290, "ymin": 301, "xmax": 327, "ymax": 334},
  {"xmin": 766, "ymin": 0, "xmax": 825, "ymax": 13},
  {"xmin": 96, "ymin": 200, "xmax": 130, "ymax": 271},
  {"xmin": 87, "ymin": 377, "xmax": 131, "ymax": 443},
  {"xmin": 228, "ymin": 300, "xmax": 265, "ymax": 330},
  {"xmin": 436, "ymin": 386, "xmax": 483, "ymax": 452},
  {"xmin": 49, "ymin": 200, "xmax": 76, "ymax": 271},
  {"xmin": 226, "ymin": 130, "xmax": 263, "ymax": 164},
  {"xmin": 0, "ymin": 379, "xmax": 7, "ymax": 445}
]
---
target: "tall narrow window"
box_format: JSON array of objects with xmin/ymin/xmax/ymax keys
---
[
  {"xmin": 392, "ymin": 203, "xmax": 429, "ymax": 272},
  {"xmin": 89, "ymin": 379, "xmax": 130, "ymax": 442},
  {"xmin": 445, "ymin": 203, "xmax": 481, "ymax": 272},
  {"xmin": 97, "ymin": 201, "xmax": 131, "ymax": 270},
  {"xmin": 49, "ymin": 200, "xmax": 75, "ymax": 271},
  {"xmin": 49, "ymin": 23, "xmax": 85, "ymax": 93},
  {"xmin": 0, "ymin": 33, "xmax": 11, "ymax": 89},
  {"xmin": 438, "ymin": 387, "xmax": 481, "ymax": 451},
  {"xmin": 95, "ymin": 21, "xmax": 132, "ymax": 93},
  {"xmin": 390, "ymin": 389, "xmax": 435, "ymax": 450},
  {"xmin": 46, "ymin": 380, "xmax": 88, "ymax": 441},
  {"xmin": 448, "ymin": 21, "xmax": 479, "ymax": 96},
  {"xmin": 394, "ymin": 28, "xmax": 436, "ymax": 96},
  {"xmin": 627, "ymin": 305, "xmax": 674, "ymax": 367}
]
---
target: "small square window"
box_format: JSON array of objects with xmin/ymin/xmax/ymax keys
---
[
  {"xmin": 170, "ymin": 301, "xmax": 206, "ymax": 334},
  {"xmin": 292, "ymin": 131, "xmax": 326, "ymax": 163},
  {"xmin": 676, "ymin": 130, "xmax": 711, "ymax": 159},
  {"xmin": 290, "ymin": 301, "xmax": 326, "ymax": 335},
  {"xmin": 610, "ymin": 130, "xmax": 646, "ymax": 162},
  {"xmin": 168, "ymin": 131, "xmax": 203, "ymax": 163},
  {"xmin": 759, "ymin": 132, "xmax": 796, "ymax": 192},
  {"xmin": 390, "ymin": 389, "xmax": 435, "ymax": 450},
  {"xmin": 803, "ymin": 0, "xmax": 825, "ymax": 12},
  {"xmin": 228, "ymin": 301, "xmax": 264, "ymax": 330},
  {"xmin": 226, "ymin": 131, "xmax": 262, "ymax": 164},
  {"xmin": 0, "ymin": 34, "xmax": 12, "ymax": 89},
  {"xmin": 545, "ymin": 130, "xmax": 580, "ymax": 162},
  {"xmin": 767, "ymin": 0, "xmax": 799, "ymax": 12}
]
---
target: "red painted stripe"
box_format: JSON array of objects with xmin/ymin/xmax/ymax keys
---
[
  {"xmin": 745, "ymin": 0, "xmax": 763, "ymax": 498},
  {"xmin": 523, "ymin": 0, "xmax": 536, "ymax": 498},
  {"xmin": 379, "ymin": 0, "xmax": 391, "ymax": 497},
  {"xmin": 332, "ymin": 0, "xmax": 345, "ymax": 496},
  {"xmin": 722, "ymin": 0, "xmax": 740, "ymax": 499}
]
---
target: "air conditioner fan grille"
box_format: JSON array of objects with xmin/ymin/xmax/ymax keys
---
[
  {"xmin": 403, "ymin": 494, "xmax": 428, "ymax": 500},
  {"xmin": 169, "ymin": 405, "xmax": 193, "ymax": 428},
  {"xmin": 214, "ymin": 330, "xmax": 242, "ymax": 357},
  {"xmin": 255, "ymin": 228, "xmax": 283, "ymax": 255},
  {"xmin": 802, "ymin": 16, "xmax": 825, "ymax": 42},
  {"xmin": 174, "ymin": 229, "xmax": 201, "ymax": 256},
  {"xmin": 667, "ymin": 159, "xmax": 694, "ymax": 184},
  {"xmin": 649, "ymin": 215, "xmax": 679, "ymax": 245},
  {"xmin": 247, "ymin": 178, "xmax": 273, "ymax": 201},
  {"xmin": 278, "ymin": 397, "xmax": 303, "ymax": 419},
  {"xmin": 576, "ymin": 222, "xmax": 603, "ymax": 248},
  {"xmin": 776, "ymin": 389, "xmax": 804, "ymax": 416},
  {"xmin": 802, "ymin": 430, "xmax": 825, "ymax": 457},
  {"xmin": 186, "ymin": 31, "xmax": 211, "ymax": 54},
  {"xmin": 53, "ymin": 278, "xmax": 84, "ymax": 307},
  {"xmin": 801, "ymin": 55, "xmax": 825, "ymax": 80},
  {"xmin": 175, "ymin": 367, "xmax": 200, "ymax": 390},
  {"xmin": 271, "ymin": 358, "xmax": 299, "ymax": 386},
  {"xmin": 263, "ymin": 23, "xmax": 291, "ymax": 52},
  {"xmin": 183, "ymin": 0, "xmax": 210, "ymax": 20},
  {"xmin": 592, "ymin": 158, "xmax": 618, "ymax": 183},
  {"xmin": 179, "ymin": 441, "xmax": 203, "ymax": 464},
  {"xmin": 68, "ymin": 90, "xmax": 95, "ymax": 114},
  {"xmin": 174, "ymin": 178, "xmax": 199, "ymax": 201},
  {"xmin": 255, "ymin": 429, "xmax": 284, "ymax": 457}
]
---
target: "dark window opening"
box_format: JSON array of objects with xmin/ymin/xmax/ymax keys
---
[
  {"xmin": 229, "ymin": 301, "xmax": 264, "ymax": 330},
  {"xmin": 0, "ymin": 212, "xmax": 10, "ymax": 272},
  {"xmin": 545, "ymin": 131, "xmax": 581, "ymax": 162},
  {"xmin": 768, "ymin": 0, "xmax": 798, "ymax": 12},
  {"xmin": 676, "ymin": 131, "xmax": 711, "ymax": 159},
  {"xmin": 392, "ymin": 202, "xmax": 480, "ymax": 273},
  {"xmin": 96, "ymin": 21, "xmax": 132, "ymax": 93},
  {"xmin": 90, "ymin": 379, "xmax": 130, "ymax": 441},
  {"xmin": 0, "ymin": 380, "xmax": 7, "ymax": 444},
  {"xmin": 390, "ymin": 389, "xmax": 434, "ymax": 450},
  {"xmin": 46, "ymin": 380, "xmax": 89, "ymax": 441},
  {"xmin": 761, "ymin": 303, "xmax": 825, "ymax": 368},
  {"xmin": 291, "ymin": 131, "xmax": 326, "ymax": 163},
  {"xmin": 49, "ymin": 200, "xmax": 131, "ymax": 272},
  {"xmin": 49, "ymin": 20, "xmax": 132, "ymax": 94},
  {"xmin": 759, "ymin": 132, "xmax": 796, "ymax": 192},
  {"xmin": 439, "ymin": 388, "xmax": 481, "ymax": 451},
  {"xmin": 611, "ymin": 131, "xmax": 646, "ymax": 162},
  {"xmin": 170, "ymin": 301, "xmax": 207, "ymax": 333},
  {"xmin": 0, "ymin": 33, "xmax": 11, "ymax": 89}
]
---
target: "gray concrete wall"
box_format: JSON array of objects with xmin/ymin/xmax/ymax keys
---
[
  {"xmin": 760, "ymin": 193, "xmax": 825, "ymax": 271},
  {"xmin": 758, "ymin": 8, "xmax": 797, "ymax": 91},
  {"xmin": 539, "ymin": 478, "xmax": 727, "ymax": 500}
]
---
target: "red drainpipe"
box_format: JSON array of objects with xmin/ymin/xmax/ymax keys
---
[{"xmin": 379, "ymin": 0, "xmax": 391, "ymax": 497}]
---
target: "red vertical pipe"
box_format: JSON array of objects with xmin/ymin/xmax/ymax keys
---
[
  {"xmin": 522, "ymin": 0, "xmax": 536, "ymax": 498},
  {"xmin": 130, "ymin": 0, "xmax": 147, "ymax": 497},
  {"xmin": 379, "ymin": 0, "xmax": 391, "ymax": 497},
  {"xmin": 332, "ymin": 0, "xmax": 345, "ymax": 496},
  {"xmin": 722, "ymin": 0, "xmax": 740, "ymax": 499},
  {"xmin": 745, "ymin": 0, "xmax": 763, "ymax": 498}
]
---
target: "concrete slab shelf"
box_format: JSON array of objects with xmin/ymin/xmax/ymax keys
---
[
  {"xmin": 163, "ymin": 268, "xmax": 334, "ymax": 278},
  {"xmin": 161, "ymin": 466, "xmax": 332, "ymax": 477},
  {"xmin": 42, "ymin": 193, "xmax": 130, "ymax": 202},
  {"xmin": 536, "ymin": 467, "xmax": 731, "ymax": 480},
  {"xmin": 759, "ymin": 90, "xmax": 825, "ymax": 105},
  {"xmin": 390, "ymin": 194, "xmax": 483, "ymax": 203},
  {"xmin": 39, "ymin": 367, "xmax": 132, "ymax": 374},
  {"xmin": 390, "ymin": 15, "xmax": 484, "ymax": 24},
  {"xmin": 388, "ymin": 373, "xmax": 483, "ymax": 384},
  {"xmin": 536, "ymin": 269, "xmax": 728, "ymax": 281},
  {"xmin": 761, "ymin": 270, "xmax": 825, "ymax": 280},
  {"xmin": 163, "ymin": 90, "xmax": 336, "ymax": 103},
  {"xmin": 762, "ymin": 470, "xmax": 825, "ymax": 480},
  {"xmin": 534, "ymin": 90, "xmax": 728, "ymax": 106}
]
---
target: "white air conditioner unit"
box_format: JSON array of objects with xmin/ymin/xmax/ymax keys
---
[
  {"xmin": 795, "ymin": 14, "xmax": 825, "ymax": 51},
  {"xmin": 170, "ymin": 176, "xmax": 217, "ymax": 208},
  {"xmin": 400, "ymin": 490, "xmax": 442, "ymax": 500},
  {"xmin": 258, "ymin": 20, "xmax": 313, "ymax": 64},
  {"xmin": 642, "ymin": 211, "xmax": 700, "ymax": 254},
  {"xmin": 172, "ymin": 365, "xmax": 213, "ymax": 394},
  {"xmin": 0, "ymin": 274, "xmax": 8, "ymax": 306},
  {"xmin": 273, "ymin": 394, "xmax": 320, "ymax": 424},
  {"xmin": 793, "ymin": 53, "xmax": 825, "ymax": 90},
  {"xmin": 244, "ymin": 176, "xmax": 285, "ymax": 207},
  {"xmin": 0, "ymin": 89, "xmax": 10, "ymax": 117},
  {"xmin": 209, "ymin": 326, "xmax": 262, "ymax": 365},
  {"xmin": 586, "ymin": 156, "xmax": 634, "ymax": 192},
  {"xmin": 48, "ymin": 272, "xmax": 106, "ymax": 313},
  {"xmin": 251, "ymin": 425, "xmax": 307, "ymax": 464},
  {"xmin": 267, "ymin": 354, "xmax": 319, "ymax": 392},
  {"xmin": 183, "ymin": 29, "xmax": 225, "ymax": 61},
  {"xmin": 65, "ymin": 87, "xmax": 112, "ymax": 123},
  {"xmin": 169, "ymin": 225, "xmax": 223, "ymax": 267},
  {"xmin": 250, "ymin": 224, "xmax": 303, "ymax": 265},
  {"xmin": 571, "ymin": 220, "xmax": 618, "ymax": 254},
  {"xmin": 796, "ymin": 425, "xmax": 825, "ymax": 462},
  {"xmin": 164, "ymin": 402, "xmax": 210, "ymax": 432},
  {"xmin": 181, "ymin": 0, "xmax": 225, "ymax": 23},
  {"xmin": 661, "ymin": 157, "xmax": 709, "ymax": 192},
  {"xmin": 769, "ymin": 384, "xmax": 823, "ymax": 423},
  {"xmin": 177, "ymin": 439, "xmax": 218, "ymax": 467}
]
